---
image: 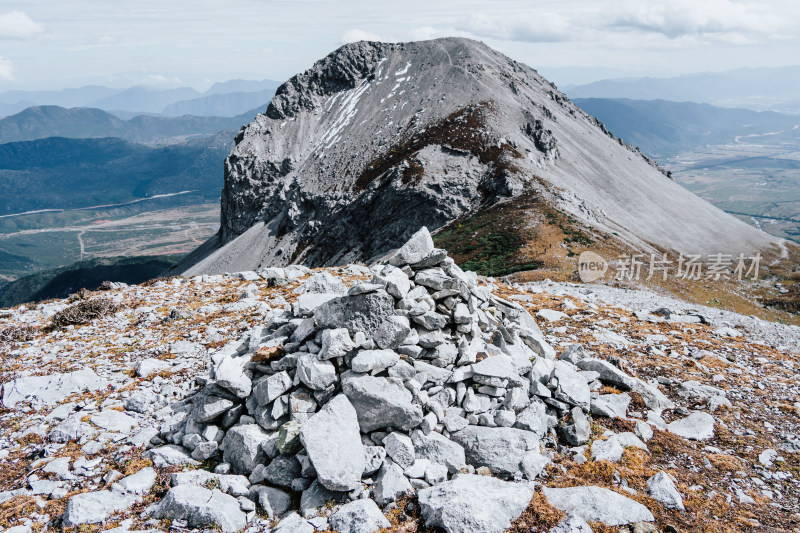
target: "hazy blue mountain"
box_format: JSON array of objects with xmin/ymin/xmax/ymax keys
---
[
  {"xmin": 574, "ymin": 98, "xmax": 800, "ymax": 157},
  {"xmin": 0, "ymin": 255, "xmax": 180, "ymax": 307},
  {"xmin": 0, "ymin": 85, "xmax": 120, "ymax": 108},
  {"xmin": 0, "ymin": 101, "xmax": 37, "ymax": 117},
  {"xmin": 567, "ymin": 66, "xmax": 800, "ymax": 110},
  {"xmin": 0, "ymin": 80, "xmax": 280, "ymax": 116},
  {"xmin": 0, "ymin": 133, "xmax": 232, "ymax": 215},
  {"xmin": 162, "ymin": 90, "xmax": 273, "ymax": 116},
  {"xmin": 0, "ymin": 105, "xmax": 261, "ymax": 145},
  {"xmin": 204, "ymin": 79, "xmax": 281, "ymax": 94},
  {"xmin": 87, "ymin": 86, "xmax": 201, "ymax": 114}
]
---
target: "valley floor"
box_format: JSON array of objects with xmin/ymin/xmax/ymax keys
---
[
  {"xmin": 666, "ymin": 137, "xmax": 800, "ymax": 244},
  {"xmin": 0, "ymin": 203, "xmax": 219, "ymax": 283}
]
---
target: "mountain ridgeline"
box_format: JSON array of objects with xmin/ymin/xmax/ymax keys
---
[
  {"xmin": 574, "ymin": 98, "xmax": 800, "ymax": 157},
  {"xmin": 178, "ymin": 37, "xmax": 776, "ymax": 276}
]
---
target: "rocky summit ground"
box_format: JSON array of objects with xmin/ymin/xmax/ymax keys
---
[{"xmin": 0, "ymin": 228, "xmax": 798, "ymax": 533}]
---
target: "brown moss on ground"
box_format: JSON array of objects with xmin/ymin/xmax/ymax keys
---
[
  {"xmin": 507, "ymin": 489, "xmax": 565, "ymax": 532},
  {"xmin": 50, "ymin": 298, "xmax": 119, "ymax": 329},
  {"xmin": 0, "ymin": 324, "xmax": 40, "ymax": 343}
]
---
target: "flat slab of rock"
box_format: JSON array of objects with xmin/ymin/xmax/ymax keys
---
[
  {"xmin": 147, "ymin": 485, "xmax": 246, "ymax": 533},
  {"xmin": 418, "ymin": 474, "xmax": 534, "ymax": 533},
  {"xmin": 542, "ymin": 486, "xmax": 654, "ymax": 526},
  {"xmin": 315, "ymin": 290, "xmax": 395, "ymax": 338},
  {"xmin": 90, "ymin": 410, "xmax": 138, "ymax": 433},
  {"xmin": 2, "ymin": 368, "xmax": 108, "ymax": 409},
  {"xmin": 451, "ymin": 426, "xmax": 539, "ymax": 476},
  {"xmin": 144, "ymin": 445, "xmax": 200, "ymax": 468},
  {"xmin": 62, "ymin": 490, "xmax": 137, "ymax": 526},
  {"xmin": 118, "ymin": 467, "xmax": 157, "ymax": 495},
  {"xmin": 667, "ymin": 411, "xmax": 715, "ymax": 440},
  {"xmin": 342, "ymin": 375, "xmax": 423, "ymax": 432},
  {"xmin": 169, "ymin": 470, "xmax": 250, "ymax": 497},
  {"xmin": 300, "ymin": 394, "xmax": 365, "ymax": 491}
]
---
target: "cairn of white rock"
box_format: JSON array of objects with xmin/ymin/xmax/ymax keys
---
[{"xmin": 142, "ymin": 227, "xmax": 669, "ymax": 532}]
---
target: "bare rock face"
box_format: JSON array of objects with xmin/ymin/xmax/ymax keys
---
[{"xmin": 180, "ymin": 37, "xmax": 773, "ymax": 275}]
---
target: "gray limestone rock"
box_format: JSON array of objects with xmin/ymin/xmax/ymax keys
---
[
  {"xmin": 300, "ymin": 480, "xmax": 349, "ymax": 518},
  {"xmin": 646, "ymin": 471, "xmax": 684, "ymax": 510},
  {"xmin": 147, "ymin": 485, "xmax": 247, "ymax": 533},
  {"xmin": 351, "ymin": 349, "xmax": 400, "ymax": 374},
  {"xmin": 388, "ymin": 227, "xmax": 435, "ymax": 267},
  {"xmin": 62, "ymin": 490, "xmax": 137, "ymax": 527},
  {"xmin": 318, "ymin": 327, "xmax": 356, "ymax": 360},
  {"xmin": 296, "ymin": 354, "xmax": 337, "ymax": 390},
  {"xmin": 411, "ymin": 430, "xmax": 467, "ymax": 473},
  {"xmin": 300, "ymin": 394, "xmax": 365, "ymax": 491},
  {"xmin": 590, "ymin": 393, "xmax": 631, "ymax": 419},
  {"xmin": 418, "ymin": 474, "xmax": 534, "ymax": 533},
  {"xmin": 383, "ymin": 432, "xmax": 415, "ymax": 468},
  {"xmin": 451, "ymin": 426, "xmax": 539, "ymax": 477},
  {"xmin": 374, "ymin": 462, "xmax": 413, "ymax": 506},
  {"xmin": 329, "ymin": 499, "xmax": 391, "ymax": 533},
  {"xmin": 118, "ymin": 467, "xmax": 157, "ymax": 495},
  {"xmin": 144, "ymin": 445, "xmax": 200, "ymax": 468},
  {"xmin": 542, "ymin": 486, "xmax": 654, "ymax": 526},
  {"xmin": 666, "ymin": 412, "xmax": 715, "ymax": 441},
  {"xmin": 342, "ymin": 375, "xmax": 423, "ymax": 432},
  {"xmin": 273, "ymin": 512, "xmax": 316, "ymax": 533},
  {"xmin": 550, "ymin": 513, "xmax": 593, "ymax": 533},
  {"xmin": 220, "ymin": 424, "xmax": 271, "ymax": 473},
  {"xmin": 315, "ymin": 291, "xmax": 395, "ymax": 338},
  {"xmin": 2, "ymin": 368, "xmax": 108, "ymax": 409},
  {"xmin": 252, "ymin": 485, "xmax": 292, "ymax": 517},
  {"xmin": 561, "ymin": 407, "xmax": 591, "ymax": 446}
]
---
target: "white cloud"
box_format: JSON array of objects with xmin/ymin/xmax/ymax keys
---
[
  {"xmin": 340, "ymin": 29, "xmax": 382, "ymax": 43},
  {"xmin": 455, "ymin": 12, "xmax": 574, "ymax": 43},
  {"xmin": 144, "ymin": 73, "xmax": 182, "ymax": 85},
  {"xmin": 0, "ymin": 56, "xmax": 15, "ymax": 80},
  {"xmin": 0, "ymin": 10, "xmax": 44, "ymax": 40},
  {"xmin": 97, "ymin": 35, "xmax": 117, "ymax": 45},
  {"xmin": 610, "ymin": 0, "xmax": 782, "ymax": 39}
]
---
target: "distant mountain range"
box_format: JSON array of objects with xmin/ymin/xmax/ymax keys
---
[
  {"xmin": 0, "ymin": 105, "xmax": 261, "ymax": 145},
  {"xmin": 574, "ymin": 98, "xmax": 800, "ymax": 157},
  {"xmin": 566, "ymin": 65, "xmax": 800, "ymax": 113},
  {"xmin": 0, "ymin": 255, "xmax": 180, "ymax": 307},
  {"xmin": 162, "ymin": 90, "xmax": 274, "ymax": 117},
  {"xmin": 0, "ymin": 133, "xmax": 232, "ymax": 216},
  {"xmin": 0, "ymin": 79, "xmax": 280, "ymax": 117}
]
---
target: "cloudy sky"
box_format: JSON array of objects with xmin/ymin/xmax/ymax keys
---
[{"xmin": 1, "ymin": 0, "xmax": 799, "ymax": 90}]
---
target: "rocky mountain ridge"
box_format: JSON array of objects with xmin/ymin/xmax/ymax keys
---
[
  {"xmin": 180, "ymin": 37, "xmax": 777, "ymax": 277},
  {"xmin": 1, "ymin": 229, "xmax": 798, "ymax": 532}
]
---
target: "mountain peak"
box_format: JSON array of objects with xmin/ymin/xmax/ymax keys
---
[{"xmin": 179, "ymin": 37, "xmax": 776, "ymax": 276}]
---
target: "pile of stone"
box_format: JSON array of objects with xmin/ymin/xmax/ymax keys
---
[{"xmin": 139, "ymin": 228, "xmax": 668, "ymax": 532}]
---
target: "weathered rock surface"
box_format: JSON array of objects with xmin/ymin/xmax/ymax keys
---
[
  {"xmin": 543, "ymin": 486, "xmax": 655, "ymax": 526},
  {"xmin": 147, "ymin": 485, "xmax": 247, "ymax": 533},
  {"xmin": 418, "ymin": 474, "xmax": 534, "ymax": 533},
  {"xmin": 62, "ymin": 490, "xmax": 137, "ymax": 526},
  {"xmin": 300, "ymin": 394, "xmax": 365, "ymax": 491}
]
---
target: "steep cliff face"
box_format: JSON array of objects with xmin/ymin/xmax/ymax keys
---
[{"xmin": 179, "ymin": 37, "xmax": 775, "ymax": 275}]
